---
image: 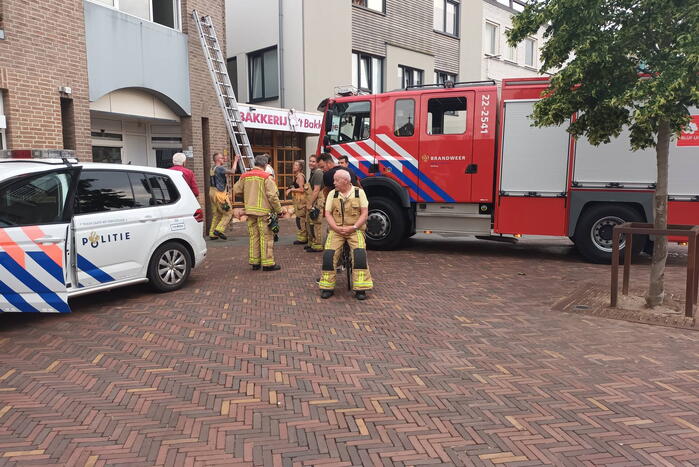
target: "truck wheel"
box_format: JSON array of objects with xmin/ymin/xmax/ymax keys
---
[
  {"xmin": 148, "ymin": 242, "xmax": 192, "ymax": 292},
  {"xmin": 366, "ymin": 197, "xmax": 406, "ymax": 250},
  {"xmin": 573, "ymin": 204, "xmax": 645, "ymax": 264}
]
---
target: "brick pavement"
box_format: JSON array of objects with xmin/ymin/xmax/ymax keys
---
[{"xmin": 1, "ymin": 220, "xmax": 698, "ymax": 466}]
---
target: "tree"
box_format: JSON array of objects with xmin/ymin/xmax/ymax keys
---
[{"xmin": 508, "ymin": 0, "xmax": 698, "ymax": 307}]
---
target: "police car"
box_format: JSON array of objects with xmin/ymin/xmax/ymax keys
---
[{"xmin": 0, "ymin": 153, "xmax": 207, "ymax": 313}]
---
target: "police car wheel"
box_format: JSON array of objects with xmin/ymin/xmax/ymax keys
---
[{"xmin": 148, "ymin": 242, "xmax": 192, "ymax": 292}]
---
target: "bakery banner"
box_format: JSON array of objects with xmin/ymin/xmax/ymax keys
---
[
  {"xmin": 237, "ymin": 104, "xmax": 323, "ymax": 134},
  {"xmin": 678, "ymin": 115, "xmax": 699, "ymax": 147}
]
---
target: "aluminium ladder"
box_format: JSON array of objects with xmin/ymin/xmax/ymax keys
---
[{"xmin": 192, "ymin": 10, "xmax": 255, "ymax": 172}]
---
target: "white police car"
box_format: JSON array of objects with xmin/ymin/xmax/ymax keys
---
[{"xmin": 0, "ymin": 156, "xmax": 207, "ymax": 313}]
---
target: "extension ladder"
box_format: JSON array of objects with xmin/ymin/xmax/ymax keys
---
[{"xmin": 192, "ymin": 10, "xmax": 255, "ymax": 172}]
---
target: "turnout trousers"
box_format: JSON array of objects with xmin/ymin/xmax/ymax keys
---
[
  {"xmin": 208, "ymin": 187, "xmax": 233, "ymax": 237},
  {"xmin": 246, "ymin": 215, "xmax": 275, "ymax": 267},
  {"xmin": 319, "ymin": 230, "xmax": 373, "ymax": 291}
]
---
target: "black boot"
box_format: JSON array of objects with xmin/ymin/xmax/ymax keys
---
[
  {"xmin": 320, "ymin": 290, "xmax": 334, "ymax": 299},
  {"xmin": 251, "ymin": 264, "xmax": 261, "ymax": 270},
  {"xmin": 355, "ymin": 291, "xmax": 367, "ymax": 301},
  {"xmin": 262, "ymin": 264, "xmax": 281, "ymax": 271}
]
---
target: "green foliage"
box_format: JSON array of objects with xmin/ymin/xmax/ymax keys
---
[{"xmin": 508, "ymin": 0, "xmax": 698, "ymax": 150}]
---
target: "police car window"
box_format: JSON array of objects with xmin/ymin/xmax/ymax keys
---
[
  {"xmin": 0, "ymin": 172, "xmax": 73, "ymax": 227},
  {"xmin": 394, "ymin": 99, "xmax": 415, "ymax": 137},
  {"xmin": 427, "ymin": 97, "xmax": 467, "ymax": 135},
  {"xmin": 129, "ymin": 172, "xmax": 155, "ymax": 208},
  {"xmin": 147, "ymin": 175, "xmax": 179, "ymax": 205},
  {"xmin": 328, "ymin": 101, "xmax": 371, "ymax": 144},
  {"xmin": 77, "ymin": 170, "xmax": 135, "ymax": 214}
]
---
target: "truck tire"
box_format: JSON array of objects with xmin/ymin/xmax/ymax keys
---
[
  {"xmin": 365, "ymin": 197, "xmax": 406, "ymax": 250},
  {"xmin": 148, "ymin": 242, "xmax": 192, "ymax": 292},
  {"xmin": 573, "ymin": 204, "xmax": 645, "ymax": 264}
]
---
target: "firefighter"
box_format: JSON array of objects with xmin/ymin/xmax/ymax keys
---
[
  {"xmin": 208, "ymin": 152, "xmax": 239, "ymax": 240},
  {"xmin": 305, "ymin": 154, "xmax": 325, "ymax": 253},
  {"xmin": 319, "ymin": 169, "xmax": 373, "ymax": 300},
  {"xmin": 232, "ymin": 154, "xmax": 283, "ymax": 271},
  {"xmin": 285, "ymin": 159, "xmax": 307, "ymax": 245}
]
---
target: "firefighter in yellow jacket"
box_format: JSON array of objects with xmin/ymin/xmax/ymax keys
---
[
  {"xmin": 233, "ymin": 155, "xmax": 283, "ymax": 271},
  {"xmin": 319, "ymin": 169, "xmax": 373, "ymax": 300}
]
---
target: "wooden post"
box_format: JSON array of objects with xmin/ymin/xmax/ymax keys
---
[{"xmin": 622, "ymin": 231, "xmax": 632, "ymax": 296}]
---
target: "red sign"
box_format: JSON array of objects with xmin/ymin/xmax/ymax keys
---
[{"xmin": 678, "ymin": 115, "xmax": 699, "ymax": 147}]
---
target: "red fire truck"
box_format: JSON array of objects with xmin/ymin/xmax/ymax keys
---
[{"xmin": 316, "ymin": 77, "xmax": 699, "ymax": 263}]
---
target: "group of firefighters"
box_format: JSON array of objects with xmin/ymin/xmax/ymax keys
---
[{"xmin": 201, "ymin": 151, "xmax": 373, "ymax": 301}]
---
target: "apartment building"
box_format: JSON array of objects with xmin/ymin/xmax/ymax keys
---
[
  {"xmin": 0, "ymin": 0, "xmax": 228, "ymax": 206},
  {"xmin": 225, "ymin": 0, "xmax": 546, "ymax": 192}
]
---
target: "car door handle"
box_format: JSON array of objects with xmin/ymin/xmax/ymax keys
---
[
  {"xmin": 35, "ymin": 236, "xmax": 63, "ymax": 244},
  {"xmin": 140, "ymin": 215, "xmax": 155, "ymax": 222}
]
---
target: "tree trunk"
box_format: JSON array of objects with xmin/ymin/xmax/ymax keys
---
[{"xmin": 646, "ymin": 120, "xmax": 671, "ymax": 308}]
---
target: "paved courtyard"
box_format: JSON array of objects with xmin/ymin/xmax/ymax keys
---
[{"xmin": 1, "ymin": 221, "xmax": 698, "ymax": 466}]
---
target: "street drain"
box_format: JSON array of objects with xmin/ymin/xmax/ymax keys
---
[{"xmin": 573, "ymin": 304, "xmax": 591, "ymax": 311}]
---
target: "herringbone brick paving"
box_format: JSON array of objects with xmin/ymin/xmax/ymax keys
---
[{"xmin": 1, "ymin": 221, "xmax": 697, "ymax": 466}]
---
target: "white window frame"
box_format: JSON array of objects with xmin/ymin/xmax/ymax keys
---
[
  {"xmin": 86, "ymin": 0, "xmax": 182, "ymax": 31},
  {"xmin": 433, "ymin": 0, "xmax": 460, "ymax": 37},
  {"xmin": 524, "ymin": 37, "xmax": 537, "ymax": 67},
  {"xmin": 352, "ymin": 0, "xmax": 385, "ymax": 14},
  {"xmin": 399, "ymin": 65, "xmax": 424, "ymax": 89},
  {"xmin": 0, "ymin": 91, "xmax": 6, "ymax": 150},
  {"xmin": 352, "ymin": 51, "xmax": 383, "ymax": 94},
  {"xmin": 485, "ymin": 21, "xmax": 500, "ymax": 56},
  {"xmin": 504, "ymin": 29, "xmax": 517, "ymax": 63},
  {"xmin": 435, "ymin": 70, "xmax": 457, "ymax": 85}
]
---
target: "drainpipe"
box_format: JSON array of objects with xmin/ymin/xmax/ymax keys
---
[{"xmin": 278, "ymin": 0, "xmax": 285, "ymax": 108}]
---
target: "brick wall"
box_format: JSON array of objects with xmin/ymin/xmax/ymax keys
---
[
  {"xmin": 0, "ymin": 0, "xmax": 92, "ymax": 160},
  {"xmin": 182, "ymin": 0, "xmax": 229, "ymax": 211}
]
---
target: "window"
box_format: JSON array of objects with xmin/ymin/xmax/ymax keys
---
[
  {"xmin": 427, "ymin": 97, "xmax": 467, "ymax": 135},
  {"xmin": 129, "ymin": 172, "xmax": 154, "ymax": 207},
  {"xmin": 496, "ymin": 0, "xmax": 525, "ymax": 12},
  {"xmin": 433, "ymin": 0, "xmax": 459, "ymax": 36},
  {"xmin": 91, "ymin": 131, "xmax": 123, "ymax": 164},
  {"xmin": 0, "ymin": 90, "xmax": 6, "ymax": 151},
  {"xmin": 60, "ymin": 98, "xmax": 75, "ymax": 150},
  {"xmin": 226, "ymin": 57, "xmax": 239, "ymax": 98},
  {"xmin": 77, "ymin": 170, "xmax": 136, "ymax": 214},
  {"xmin": 327, "ymin": 101, "xmax": 371, "ymax": 144},
  {"xmin": 89, "ymin": 0, "xmax": 181, "ymax": 29},
  {"xmin": 352, "ymin": 0, "xmax": 384, "ymax": 13},
  {"xmin": 524, "ymin": 38, "xmax": 536, "ymax": 67},
  {"xmin": 152, "ymin": 136, "xmax": 183, "ymax": 168},
  {"xmin": 147, "ymin": 174, "xmax": 179, "ymax": 205},
  {"xmin": 485, "ymin": 22, "xmax": 499, "ymax": 55},
  {"xmin": 92, "ymin": 147, "xmax": 122, "ymax": 164},
  {"xmin": 435, "ymin": 71, "xmax": 457, "ymax": 85},
  {"xmin": 394, "ymin": 99, "xmax": 415, "ymax": 137},
  {"xmin": 248, "ymin": 47, "xmax": 279, "ymax": 102},
  {"xmin": 0, "ymin": 172, "xmax": 74, "ymax": 227},
  {"xmin": 352, "ymin": 52, "xmax": 383, "ymax": 94},
  {"xmin": 505, "ymin": 29, "xmax": 517, "ymax": 62},
  {"xmin": 399, "ymin": 66, "xmax": 424, "ymax": 88}
]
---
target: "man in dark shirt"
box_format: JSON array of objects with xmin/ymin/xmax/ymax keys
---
[{"xmin": 317, "ymin": 153, "xmax": 357, "ymax": 195}]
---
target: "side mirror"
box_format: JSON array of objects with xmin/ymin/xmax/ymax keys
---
[{"xmin": 323, "ymin": 135, "xmax": 330, "ymax": 146}]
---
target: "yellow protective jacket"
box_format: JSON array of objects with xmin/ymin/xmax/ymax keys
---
[
  {"xmin": 327, "ymin": 187, "xmax": 366, "ymax": 231},
  {"xmin": 232, "ymin": 168, "xmax": 282, "ymax": 216}
]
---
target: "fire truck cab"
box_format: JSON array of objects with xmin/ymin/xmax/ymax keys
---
[{"xmin": 317, "ymin": 78, "xmax": 699, "ymax": 263}]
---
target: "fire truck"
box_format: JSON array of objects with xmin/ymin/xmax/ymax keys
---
[{"xmin": 316, "ymin": 77, "xmax": 699, "ymax": 263}]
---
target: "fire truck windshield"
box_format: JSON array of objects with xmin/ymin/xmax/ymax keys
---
[{"xmin": 326, "ymin": 101, "xmax": 371, "ymax": 144}]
